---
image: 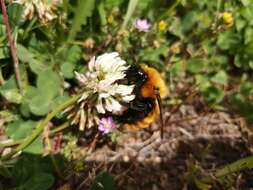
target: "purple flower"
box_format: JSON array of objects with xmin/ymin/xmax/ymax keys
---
[
  {"xmin": 134, "ymin": 18, "xmax": 151, "ymax": 32},
  {"xmin": 98, "ymin": 117, "xmax": 117, "ymax": 134}
]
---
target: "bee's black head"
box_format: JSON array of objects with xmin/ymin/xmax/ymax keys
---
[{"xmin": 125, "ymin": 65, "xmax": 147, "ymax": 87}]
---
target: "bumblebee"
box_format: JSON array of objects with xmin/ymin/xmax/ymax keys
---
[{"xmin": 117, "ymin": 65, "xmax": 168, "ymax": 137}]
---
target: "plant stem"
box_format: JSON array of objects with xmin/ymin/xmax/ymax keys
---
[
  {"xmin": 0, "ymin": 122, "xmax": 72, "ymax": 148},
  {"xmin": 215, "ymin": 155, "xmax": 253, "ymax": 178},
  {"xmin": 0, "ymin": 68, "xmax": 5, "ymax": 85},
  {"xmin": 202, "ymin": 155, "xmax": 253, "ymax": 183},
  {"xmin": 0, "ymin": 0, "xmax": 22, "ymax": 93},
  {"xmin": 1, "ymin": 94, "xmax": 81, "ymax": 160},
  {"xmin": 120, "ymin": 0, "xmax": 139, "ymax": 31},
  {"xmin": 0, "ymin": 139, "xmax": 23, "ymax": 147},
  {"xmin": 158, "ymin": 0, "xmax": 181, "ymax": 20},
  {"xmin": 50, "ymin": 121, "xmax": 71, "ymax": 135}
]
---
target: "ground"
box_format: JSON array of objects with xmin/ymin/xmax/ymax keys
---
[{"xmin": 58, "ymin": 102, "xmax": 253, "ymax": 190}]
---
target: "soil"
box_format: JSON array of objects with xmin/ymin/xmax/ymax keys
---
[{"xmin": 60, "ymin": 103, "xmax": 253, "ymax": 190}]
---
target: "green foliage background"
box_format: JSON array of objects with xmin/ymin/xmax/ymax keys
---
[{"xmin": 1, "ymin": 0, "xmax": 253, "ymax": 189}]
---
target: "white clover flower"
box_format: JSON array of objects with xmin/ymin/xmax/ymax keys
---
[
  {"xmin": 75, "ymin": 52, "xmax": 135, "ymax": 115},
  {"xmin": 14, "ymin": 0, "xmax": 61, "ymax": 22}
]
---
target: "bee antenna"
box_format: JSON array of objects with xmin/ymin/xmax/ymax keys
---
[{"xmin": 155, "ymin": 88, "xmax": 164, "ymax": 139}]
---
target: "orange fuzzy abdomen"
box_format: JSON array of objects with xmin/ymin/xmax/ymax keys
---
[{"xmin": 124, "ymin": 101, "xmax": 160, "ymax": 130}]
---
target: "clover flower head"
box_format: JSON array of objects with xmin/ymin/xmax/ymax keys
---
[
  {"xmin": 75, "ymin": 52, "xmax": 135, "ymax": 116},
  {"xmin": 98, "ymin": 117, "xmax": 117, "ymax": 134},
  {"xmin": 14, "ymin": 0, "xmax": 61, "ymax": 22},
  {"xmin": 134, "ymin": 18, "xmax": 151, "ymax": 32},
  {"xmin": 69, "ymin": 52, "xmax": 136, "ymax": 131}
]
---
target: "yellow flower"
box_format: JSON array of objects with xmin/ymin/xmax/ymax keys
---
[
  {"xmin": 107, "ymin": 15, "xmax": 114, "ymax": 24},
  {"xmin": 158, "ymin": 20, "xmax": 167, "ymax": 32},
  {"xmin": 222, "ymin": 12, "xmax": 233, "ymax": 27}
]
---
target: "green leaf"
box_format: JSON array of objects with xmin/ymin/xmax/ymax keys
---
[
  {"xmin": 203, "ymin": 87, "xmax": 224, "ymax": 105},
  {"xmin": 244, "ymin": 27, "xmax": 253, "ymax": 44},
  {"xmin": 217, "ymin": 32, "xmax": 240, "ymax": 50},
  {"xmin": 140, "ymin": 46, "xmax": 168, "ymax": 63},
  {"xmin": 195, "ymin": 178, "xmax": 212, "ymax": 190},
  {"xmin": 91, "ymin": 172, "xmax": 115, "ymax": 190},
  {"xmin": 61, "ymin": 62, "xmax": 75, "ymax": 78},
  {"xmin": 240, "ymin": 82, "xmax": 253, "ymax": 96},
  {"xmin": 20, "ymin": 102, "xmax": 31, "ymax": 118},
  {"xmin": 182, "ymin": 11, "xmax": 198, "ymax": 33},
  {"xmin": 12, "ymin": 154, "xmax": 55, "ymax": 185},
  {"xmin": 235, "ymin": 18, "xmax": 246, "ymax": 32},
  {"xmin": 170, "ymin": 61, "xmax": 185, "ymax": 77},
  {"xmin": 29, "ymin": 94, "xmax": 51, "ymax": 116},
  {"xmin": 24, "ymin": 136, "xmax": 43, "ymax": 154},
  {"xmin": 59, "ymin": 45, "xmax": 81, "ymax": 79},
  {"xmin": 240, "ymin": 7, "xmax": 253, "ymax": 21},
  {"xmin": 20, "ymin": 86, "xmax": 38, "ymax": 117},
  {"xmin": 37, "ymin": 70, "xmax": 61, "ymax": 99},
  {"xmin": 0, "ymin": 46, "xmax": 9, "ymax": 59},
  {"xmin": 6, "ymin": 120, "xmax": 37, "ymax": 140},
  {"xmin": 241, "ymin": 0, "xmax": 250, "ymax": 6},
  {"xmin": 68, "ymin": 0, "xmax": 96, "ymax": 40},
  {"xmin": 17, "ymin": 172, "xmax": 54, "ymax": 190},
  {"xmin": 17, "ymin": 45, "xmax": 48, "ymax": 74},
  {"xmin": 211, "ymin": 71, "xmax": 228, "ymax": 85},
  {"xmin": 0, "ymin": 110, "xmax": 18, "ymax": 124},
  {"xmin": 137, "ymin": 0, "xmax": 152, "ymax": 13},
  {"xmin": 104, "ymin": 0, "xmax": 125, "ymax": 9},
  {"xmin": 187, "ymin": 58, "xmax": 207, "ymax": 73},
  {"xmin": 231, "ymin": 93, "xmax": 253, "ymax": 123},
  {"xmin": 0, "ymin": 76, "xmax": 22, "ymax": 104},
  {"xmin": 0, "ymin": 88, "xmax": 22, "ymax": 104},
  {"xmin": 98, "ymin": 1, "xmax": 107, "ymax": 26},
  {"xmin": 196, "ymin": 74, "xmax": 211, "ymax": 91},
  {"xmin": 51, "ymin": 94, "xmax": 70, "ymax": 108},
  {"xmin": 65, "ymin": 45, "xmax": 82, "ymax": 63},
  {"xmin": 7, "ymin": 3, "xmax": 24, "ymax": 26}
]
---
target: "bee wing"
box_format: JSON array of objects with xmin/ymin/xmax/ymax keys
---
[{"xmin": 155, "ymin": 90, "xmax": 164, "ymax": 139}]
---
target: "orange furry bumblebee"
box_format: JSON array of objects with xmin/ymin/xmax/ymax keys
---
[{"xmin": 117, "ymin": 65, "xmax": 168, "ymax": 137}]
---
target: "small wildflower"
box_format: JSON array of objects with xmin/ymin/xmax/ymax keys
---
[
  {"xmin": 14, "ymin": 0, "xmax": 61, "ymax": 23},
  {"xmin": 158, "ymin": 20, "xmax": 167, "ymax": 32},
  {"xmin": 107, "ymin": 15, "xmax": 114, "ymax": 24},
  {"xmin": 134, "ymin": 18, "xmax": 151, "ymax": 32},
  {"xmin": 98, "ymin": 117, "xmax": 117, "ymax": 134},
  {"xmin": 222, "ymin": 12, "xmax": 233, "ymax": 27}
]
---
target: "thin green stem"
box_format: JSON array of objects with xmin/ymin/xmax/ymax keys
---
[
  {"xmin": 1, "ymin": 94, "xmax": 81, "ymax": 160},
  {"xmin": 158, "ymin": 0, "xmax": 181, "ymax": 21},
  {"xmin": 0, "ymin": 68, "xmax": 4, "ymax": 85},
  {"xmin": 215, "ymin": 155, "xmax": 253, "ymax": 178},
  {"xmin": 120, "ymin": 0, "xmax": 139, "ymax": 31},
  {"xmin": 50, "ymin": 121, "xmax": 71, "ymax": 135},
  {"xmin": 202, "ymin": 155, "xmax": 253, "ymax": 183},
  {"xmin": 0, "ymin": 116, "xmax": 71, "ymax": 149},
  {"xmin": 0, "ymin": 139, "xmax": 23, "ymax": 148}
]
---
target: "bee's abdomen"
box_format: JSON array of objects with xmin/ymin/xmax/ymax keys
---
[{"xmin": 117, "ymin": 98, "xmax": 155, "ymax": 124}]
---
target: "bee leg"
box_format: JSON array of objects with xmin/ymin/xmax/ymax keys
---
[{"xmin": 155, "ymin": 88, "xmax": 164, "ymax": 139}]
